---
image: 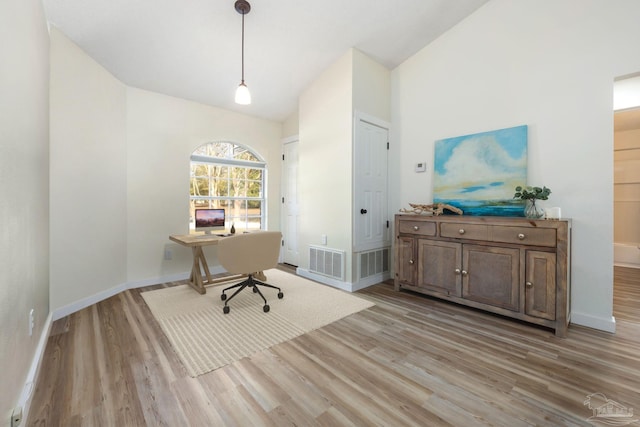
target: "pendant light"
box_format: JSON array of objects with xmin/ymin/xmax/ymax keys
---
[{"xmin": 234, "ymin": 0, "xmax": 251, "ymax": 105}]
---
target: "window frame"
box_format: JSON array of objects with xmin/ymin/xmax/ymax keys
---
[{"xmin": 189, "ymin": 141, "xmax": 267, "ymax": 231}]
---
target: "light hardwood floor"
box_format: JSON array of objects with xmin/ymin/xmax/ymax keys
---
[{"xmin": 28, "ymin": 266, "xmax": 640, "ymax": 426}]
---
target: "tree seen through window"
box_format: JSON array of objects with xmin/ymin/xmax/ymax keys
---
[{"xmin": 190, "ymin": 141, "xmax": 265, "ymax": 231}]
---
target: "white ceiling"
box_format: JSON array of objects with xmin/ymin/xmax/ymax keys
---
[{"xmin": 43, "ymin": 0, "xmax": 488, "ymax": 122}]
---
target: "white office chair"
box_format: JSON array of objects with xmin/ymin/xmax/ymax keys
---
[{"xmin": 217, "ymin": 231, "xmax": 283, "ymax": 314}]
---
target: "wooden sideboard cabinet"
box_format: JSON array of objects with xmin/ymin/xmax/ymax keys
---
[{"xmin": 394, "ymin": 214, "xmax": 571, "ymax": 337}]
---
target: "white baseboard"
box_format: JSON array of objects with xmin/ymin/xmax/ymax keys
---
[
  {"xmin": 126, "ymin": 272, "xmax": 191, "ymax": 289},
  {"xmin": 571, "ymin": 312, "xmax": 616, "ymax": 333},
  {"xmin": 52, "ymin": 282, "xmax": 127, "ymax": 321},
  {"xmin": 614, "ymin": 262, "xmax": 640, "ymax": 269},
  {"xmin": 19, "ymin": 311, "xmax": 53, "ymax": 425},
  {"xmin": 127, "ymin": 266, "xmax": 226, "ymax": 289},
  {"xmin": 296, "ymin": 268, "xmax": 353, "ymax": 292},
  {"xmin": 613, "ymin": 243, "xmax": 640, "ymax": 269},
  {"xmin": 52, "ymin": 268, "xmax": 229, "ymax": 320}
]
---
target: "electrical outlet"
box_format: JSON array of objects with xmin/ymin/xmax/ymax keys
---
[
  {"xmin": 321, "ymin": 234, "xmax": 327, "ymax": 245},
  {"xmin": 164, "ymin": 248, "xmax": 172, "ymax": 260},
  {"xmin": 28, "ymin": 309, "xmax": 34, "ymax": 336},
  {"xmin": 11, "ymin": 406, "xmax": 23, "ymax": 427}
]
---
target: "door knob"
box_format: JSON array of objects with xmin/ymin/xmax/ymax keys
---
[{"xmin": 360, "ymin": 209, "xmax": 367, "ymax": 214}]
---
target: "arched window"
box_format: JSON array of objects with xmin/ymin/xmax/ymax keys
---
[{"xmin": 190, "ymin": 141, "xmax": 266, "ymax": 231}]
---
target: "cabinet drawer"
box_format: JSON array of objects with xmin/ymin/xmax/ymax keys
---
[
  {"xmin": 398, "ymin": 220, "xmax": 436, "ymax": 236},
  {"xmin": 440, "ymin": 223, "xmax": 488, "ymax": 241},
  {"xmin": 491, "ymin": 226, "xmax": 556, "ymax": 247}
]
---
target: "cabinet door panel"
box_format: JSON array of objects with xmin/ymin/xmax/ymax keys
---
[
  {"xmin": 418, "ymin": 240, "xmax": 461, "ymax": 296},
  {"xmin": 396, "ymin": 236, "xmax": 416, "ymax": 285},
  {"xmin": 463, "ymin": 245, "xmax": 519, "ymax": 311},
  {"xmin": 525, "ymin": 251, "xmax": 556, "ymax": 320}
]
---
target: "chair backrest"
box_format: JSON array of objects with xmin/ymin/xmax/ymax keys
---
[{"xmin": 217, "ymin": 231, "xmax": 282, "ymax": 275}]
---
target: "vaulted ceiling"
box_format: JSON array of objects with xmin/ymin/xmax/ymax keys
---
[{"xmin": 43, "ymin": 0, "xmax": 488, "ymax": 122}]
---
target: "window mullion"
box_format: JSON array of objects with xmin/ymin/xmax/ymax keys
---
[{"xmin": 191, "ymin": 155, "xmax": 265, "ymax": 169}]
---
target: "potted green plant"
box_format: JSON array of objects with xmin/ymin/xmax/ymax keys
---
[{"xmin": 513, "ymin": 185, "xmax": 551, "ymax": 218}]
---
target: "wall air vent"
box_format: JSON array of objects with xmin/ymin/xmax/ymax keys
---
[
  {"xmin": 309, "ymin": 245, "xmax": 344, "ymax": 280},
  {"xmin": 359, "ymin": 248, "xmax": 389, "ymax": 280}
]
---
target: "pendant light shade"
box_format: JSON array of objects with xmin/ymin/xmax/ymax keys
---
[
  {"xmin": 235, "ymin": 81, "xmax": 251, "ymax": 104},
  {"xmin": 234, "ymin": 0, "xmax": 251, "ymax": 105}
]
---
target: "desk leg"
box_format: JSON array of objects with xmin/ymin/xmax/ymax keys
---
[
  {"xmin": 198, "ymin": 247, "xmax": 213, "ymax": 284},
  {"xmin": 188, "ymin": 247, "xmax": 206, "ymax": 294}
]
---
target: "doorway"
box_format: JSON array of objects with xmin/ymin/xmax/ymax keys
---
[
  {"xmin": 281, "ymin": 137, "xmax": 299, "ymax": 266},
  {"xmin": 613, "ymin": 75, "xmax": 640, "ymax": 269},
  {"xmin": 613, "ymin": 74, "xmax": 640, "ymax": 325},
  {"xmin": 353, "ymin": 113, "xmax": 390, "ymax": 253}
]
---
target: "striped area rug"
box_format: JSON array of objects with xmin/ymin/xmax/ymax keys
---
[{"xmin": 142, "ymin": 269, "xmax": 375, "ymax": 377}]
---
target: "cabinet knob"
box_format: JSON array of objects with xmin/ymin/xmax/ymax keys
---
[
  {"xmin": 525, "ymin": 281, "xmax": 533, "ymax": 287},
  {"xmin": 413, "ymin": 225, "xmax": 419, "ymax": 231},
  {"xmin": 459, "ymin": 228, "xmax": 465, "ymax": 235},
  {"xmin": 518, "ymin": 233, "xmax": 525, "ymax": 240},
  {"xmin": 455, "ymin": 268, "xmax": 461, "ymax": 275},
  {"xmin": 408, "ymin": 259, "xmax": 414, "ymax": 265},
  {"xmin": 461, "ymin": 270, "xmax": 468, "ymax": 276}
]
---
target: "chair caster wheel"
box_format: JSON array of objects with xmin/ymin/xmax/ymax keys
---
[
  {"xmin": 263, "ymin": 305, "xmax": 270, "ymax": 313},
  {"xmin": 223, "ymin": 306, "xmax": 230, "ymax": 314},
  {"xmin": 221, "ymin": 294, "xmax": 227, "ymax": 301},
  {"xmin": 252, "ymin": 286, "xmax": 258, "ymax": 293},
  {"xmin": 277, "ymin": 292, "xmax": 284, "ymax": 299}
]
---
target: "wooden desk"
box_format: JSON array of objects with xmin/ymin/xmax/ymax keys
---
[{"xmin": 169, "ymin": 233, "xmax": 244, "ymax": 294}]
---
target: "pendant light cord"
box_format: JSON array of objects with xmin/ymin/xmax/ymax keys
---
[
  {"xmin": 234, "ymin": 0, "xmax": 251, "ymax": 104},
  {"xmin": 241, "ymin": 11, "xmax": 245, "ymax": 83}
]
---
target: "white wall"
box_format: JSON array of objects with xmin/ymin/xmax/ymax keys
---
[
  {"xmin": 0, "ymin": 0, "xmax": 50, "ymax": 420},
  {"xmin": 391, "ymin": 0, "xmax": 640, "ymax": 332},
  {"xmin": 282, "ymin": 110, "xmax": 299, "ymax": 139},
  {"xmin": 49, "ymin": 28, "xmax": 128, "ymax": 313},
  {"xmin": 49, "ymin": 29, "xmax": 283, "ymax": 302},
  {"xmin": 297, "ymin": 48, "xmax": 390, "ymax": 286},
  {"xmin": 351, "ymin": 49, "xmax": 391, "ymax": 284},
  {"xmin": 353, "ymin": 49, "xmax": 391, "ymax": 123},
  {"xmin": 298, "ymin": 50, "xmax": 354, "ymax": 277},
  {"xmin": 126, "ymin": 88, "xmax": 283, "ymax": 284}
]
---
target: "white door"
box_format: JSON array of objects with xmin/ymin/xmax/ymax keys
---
[
  {"xmin": 354, "ymin": 116, "xmax": 389, "ymax": 252},
  {"xmin": 282, "ymin": 139, "xmax": 300, "ymax": 265}
]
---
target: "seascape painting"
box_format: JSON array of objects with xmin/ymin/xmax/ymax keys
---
[{"xmin": 433, "ymin": 125, "xmax": 528, "ymax": 216}]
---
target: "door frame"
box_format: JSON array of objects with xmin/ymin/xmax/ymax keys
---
[
  {"xmin": 352, "ymin": 110, "xmax": 391, "ymax": 252},
  {"xmin": 281, "ymin": 134, "xmax": 299, "ymax": 265}
]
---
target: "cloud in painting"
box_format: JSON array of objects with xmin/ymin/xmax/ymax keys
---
[{"xmin": 434, "ymin": 135, "xmax": 527, "ymax": 200}]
